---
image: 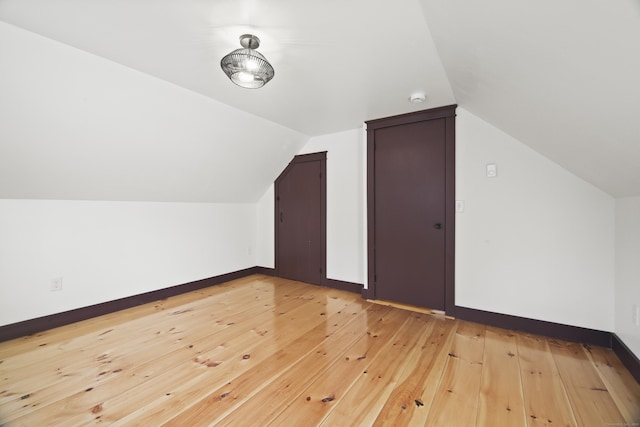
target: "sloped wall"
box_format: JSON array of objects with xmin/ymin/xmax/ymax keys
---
[
  {"xmin": 0, "ymin": 21, "xmax": 308, "ymax": 203},
  {"xmin": 456, "ymin": 108, "xmax": 615, "ymax": 331}
]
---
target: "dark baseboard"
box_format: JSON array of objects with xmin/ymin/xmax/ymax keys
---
[
  {"xmin": 361, "ymin": 287, "xmax": 375, "ymax": 300},
  {"xmin": 257, "ymin": 267, "xmax": 361, "ymax": 294},
  {"xmin": 255, "ymin": 266, "xmax": 276, "ymax": 276},
  {"xmin": 612, "ymin": 334, "xmax": 640, "ymax": 383},
  {"xmin": 454, "ymin": 306, "xmax": 612, "ymax": 347},
  {"xmin": 0, "ymin": 266, "xmax": 260, "ymax": 343},
  {"xmin": 324, "ymin": 278, "xmax": 362, "ymax": 294}
]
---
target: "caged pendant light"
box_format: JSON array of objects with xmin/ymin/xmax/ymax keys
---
[{"xmin": 220, "ymin": 34, "xmax": 275, "ymax": 89}]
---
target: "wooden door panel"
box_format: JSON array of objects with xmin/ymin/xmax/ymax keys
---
[
  {"xmin": 373, "ymin": 118, "xmax": 447, "ymax": 310},
  {"xmin": 275, "ymin": 153, "xmax": 326, "ymax": 286}
]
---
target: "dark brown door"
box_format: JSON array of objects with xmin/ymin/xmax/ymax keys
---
[
  {"xmin": 372, "ymin": 117, "xmax": 447, "ymax": 310},
  {"xmin": 275, "ymin": 153, "xmax": 326, "ymax": 286}
]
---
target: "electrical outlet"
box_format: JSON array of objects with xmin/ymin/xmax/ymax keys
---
[{"xmin": 51, "ymin": 277, "xmax": 63, "ymax": 292}]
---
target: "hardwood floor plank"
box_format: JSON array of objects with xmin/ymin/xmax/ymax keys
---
[
  {"xmin": 76, "ymin": 287, "xmax": 335, "ymax": 426},
  {"xmin": 268, "ymin": 307, "xmax": 412, "ymax": 426},
  {"xmin": 584, "ymin": 344, "xmax": 640, "ymax": 423},
  {"xmin": 0, "ymin": 274, "xmax": 264, "ymax": 360},
  {"xmin": 369, "ymin": 317, "xmax": 458, "ymax": 427},
  {"xmin": 0, "ymin": 276, "xmax": 285, "ymax": 379},
  {"xmin": 1, "ymin": 275, "xmax": 638, "ymax": 426},
  {"xmin": 476, "ymin": 326, "xmax": 527, "ymax": 427},
  {"xmin": 319, "ymin": 313, "xmax": 440, "ymax": 426},
  {"xmin": 549, "ymin": 339, "xmax": 626, "ymax": 427},
  {"xmin": 0, "ymin": 279, "xmax": 297, "ymax": 390},
  {"xmin": 422, "ymin": 320, "xmax": 486, "ymax": 427},
  {"xmin": 113, "ymin": 297, "xmax": 371, "ymax": 426},
  {"xmin": 211, "ymin": 305, "xmax": 393, "ymax": 427},
  {"xmin": 516, "ymin": 333, "xmax": 578, "ymax": 427},
  {"xmin": 2, "ymin": 280, "xmax": 318, "ymax": 425}
]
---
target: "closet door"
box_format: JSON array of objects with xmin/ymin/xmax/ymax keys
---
[
  {"xmin": 275, "ymin": 152, "xmax": 326, "ymax": 286},
  {"xmin": 367, "ymin": 106, "xmax": 455, "ymax": 312}
]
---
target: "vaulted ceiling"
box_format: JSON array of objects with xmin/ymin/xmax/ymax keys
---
[
  {"xmin": 1, "ymin": 0, "xmax": 639, "ymax": 201},
  {"xmin": 423, "ymin": 0, "xmax": 640, "ymax": 198}
]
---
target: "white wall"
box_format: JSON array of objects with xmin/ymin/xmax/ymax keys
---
[
  {"xmin": 298, "ymin": 129, "xmax": 365, "ymax": 284},
  {"xmin": 456, "ymin": 108, "xmax": 615, "ymax": 331},
  {"xmin": 255, "ymin": 111, "xmax": 616, "ymax": 334},
  {"xmin": 615, "ymin": 197, "xmax": 640, "ymax": 356},
  {"xmin": 0, "ymin": 199, "xmax": 256, "ymax": 326},
  {"xmin": 256, "ymin": 129, "xmax": 365, "ymax": 284},
  {"xmin": 1, "ymin": 116, "xmax": 620, "ymax": 340},
  {"xmin": 256, "ymin": 183, "xmax": 275, "ymax": 268}
]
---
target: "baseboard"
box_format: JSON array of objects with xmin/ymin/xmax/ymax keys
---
[
  {"xmin": 0, "ymin": 266, "xmax": 260, "ymax": 343},
  {"xmin": 454, "ymin": 306, "xmax": 612, "ymax": 348},
  {"xmin": 255, "ymin": 266, "xmax": 276, "ymax": 276},
  {"xmin": 257, "ymin": 267, "xmax": 362, "ymax": 294},
  {"xmin": 361, "ymin": 287, "xmax": 375, "ymax": 300},
  {"xmin": 324, "ymin": 278, "xmax": 362, "ymax": 294},
  {"xmin": 612, "ymin": 334, "xmax": 640, "ymax": 383}
]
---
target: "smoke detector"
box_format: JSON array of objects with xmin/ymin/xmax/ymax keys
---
[{"xmin": 409, "ymin": 93, "xmax": 426, "ymax": 103}]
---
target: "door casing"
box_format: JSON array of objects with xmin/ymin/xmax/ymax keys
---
[
  {"xmin": 365, "ymin": 105, "xmax": 457, "ymax": 315},
  {"xmin": 274, "ymin": 152, "xmax": 327, "ymax": 286}
]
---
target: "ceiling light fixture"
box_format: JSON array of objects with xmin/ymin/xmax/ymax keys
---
[{"xmin": 220, "ymin": 34, "xmax": 275, "ymax": 89}]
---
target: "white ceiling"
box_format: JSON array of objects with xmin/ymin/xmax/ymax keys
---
[
  {"xmin": 0, "ymin": 0, "xmax": 455, "ymax": 136},
  {"xmin": 0, "ymin": 0, "xmax": 639, "ymax": 201}
]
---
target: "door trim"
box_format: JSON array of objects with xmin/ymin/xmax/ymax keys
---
[
  {"xmin": 365, "ymin": 105, "xmax": 457, "ymax": 315},
  {"xmin": 274, "ymin": 152, "xmax": 327, "ymax": 286}
]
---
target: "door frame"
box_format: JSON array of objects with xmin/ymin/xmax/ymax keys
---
[
  {"xmin": 274, "ymin": 151, "xmax": 327, "ymax": 286},
  {"xmin": 364, "ymin": 105, "xmax": 457, "ymax": 315}
]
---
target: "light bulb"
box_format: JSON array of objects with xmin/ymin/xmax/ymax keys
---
[
  {"xmin": 245, "ymin": 59, "xmax": 259, "ymax": 71},
  {"xmin": 237, "ymin": 72, "xmax": 254, "ymax": 83}
]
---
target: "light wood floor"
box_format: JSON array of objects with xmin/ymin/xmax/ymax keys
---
[{"xmin": 1, "ymin": 275, "xmax": 638, "ymax": 426}]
